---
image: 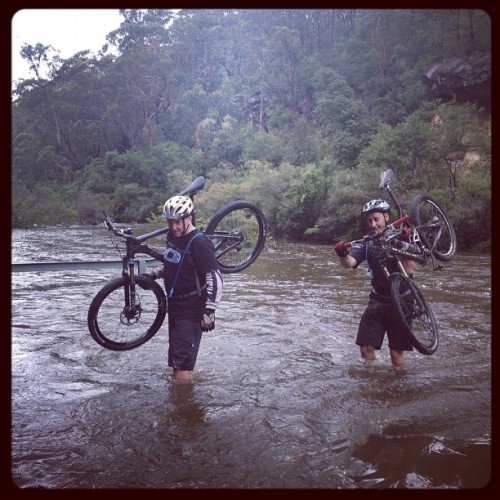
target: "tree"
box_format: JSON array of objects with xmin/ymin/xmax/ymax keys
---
[
  {"xmin": 426, "ymin": 103, "xmax": 490, "ymax": 201},
  {"xmin": 312, "ymin": 67, "xmax": 376, "ymax": 168},
  {"xmin": 11, "ymin": 8, "xmax": 491, "ymax": 251}
]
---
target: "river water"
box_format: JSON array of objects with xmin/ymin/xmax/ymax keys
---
[{"xmin": 10, "ymin": 226, "xmax": 491, "ymax": 489}]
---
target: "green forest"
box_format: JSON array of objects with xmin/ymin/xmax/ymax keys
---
[{"xmin": 11, "ymin": 9, "xmax": 491, "ymax": 252}]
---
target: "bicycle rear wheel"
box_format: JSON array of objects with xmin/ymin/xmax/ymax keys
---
[
  {"xmin": 411, "ymin": 194, "xmax": 457, "ymax": 262},
  {"xmin": 390, "ymin": 273, "xmax": 439, "ymax": 355},
  {"xmin": 206, "ymin": 200, "xmax": 267, "ymax": 273},
  {"xmin": 88, "ymin": 275, "xmax": 167, "ymax": 351}
]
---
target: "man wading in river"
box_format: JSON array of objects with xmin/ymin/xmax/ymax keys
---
[
  {"xmin": 145, "ymin": 195, "xmax": 223, "ymax": 381},
  {"xmin": 334, "ymin": 199, "xmax": 417, "ymax": 371}
]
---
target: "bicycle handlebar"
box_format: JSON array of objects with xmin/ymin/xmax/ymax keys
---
[
  {"xmin": 103, "ymin": 213, "xmax": 142, "ymax": 244},
  {"xmin": 344, "ymin": 214, "xmax": 410, "ymax": 249}
]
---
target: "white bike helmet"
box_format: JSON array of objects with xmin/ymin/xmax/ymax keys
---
[
  {"xmin": 161, "ymin": 195, "xmax": 194, "ymax": 221},
  {"xmin": 361, "ymin": 199, "xmax": 391, "ymax": 216}
]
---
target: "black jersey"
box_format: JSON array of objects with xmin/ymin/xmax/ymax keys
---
[{"xmin": 163, "ymin": 229, "xmax": 219, "ymax": 320}]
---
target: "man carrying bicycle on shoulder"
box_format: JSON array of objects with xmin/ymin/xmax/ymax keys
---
[
  {"xmin": 334, "ymin": 199, "xmax": 417, "ymax": 372},
  {"xmin": 146, "ymin": 195, "xmax": 223, "ymax": 381}
]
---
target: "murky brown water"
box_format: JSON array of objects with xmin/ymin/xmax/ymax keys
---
[{"xmin": 11, "ymin": 226, "xmax": 491, "ymax": 489}]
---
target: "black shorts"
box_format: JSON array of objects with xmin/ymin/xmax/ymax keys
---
[
  {"xmin": 168, "ymin": 317, "xmax": 203, "ymax": 370},
  {"xmin": 356, "ymin": 294, "xmax": 414, "ymax": 351}
]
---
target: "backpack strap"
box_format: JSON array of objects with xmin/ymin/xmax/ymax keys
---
[{"xmin": 168, "ymin": 231, "xmax": 205, "ymax": 299}]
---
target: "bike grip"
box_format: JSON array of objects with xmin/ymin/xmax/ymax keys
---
[{"xmin": 392, "ymin": 214, "xmax": 410, "ymax": 227}]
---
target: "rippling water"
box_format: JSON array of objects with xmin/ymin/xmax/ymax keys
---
[{"xmin": 11, "ymin": 226, "xmax": 491, "ymax": 489}]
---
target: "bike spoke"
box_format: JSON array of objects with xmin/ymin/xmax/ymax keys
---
[
  {"xmin": 412, "ymin": 195, "xmax": 457, "ymax": 261},
  {"xmin": 96, "ymin": 287, "xmax": 158, "ymax": 345},
  {"xmin": 206, "ymin": 201, "xmax": 266, "ymax": 273},
  {"xmin": 88, "ymin": 277, "xmax": 166, "ymax": 350}
]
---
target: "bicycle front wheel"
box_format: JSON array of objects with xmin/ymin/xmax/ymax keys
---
[
  {"xmin": 206, "ymin": 200, "xmax": 267, "ymax": 273},
  {"xmin": 87, "ymin": 276, "xmax": 167, "ymax": 351},
  {"xmin": 390, "ymin": 273, "xmax": 438, "ymax": 355},
  {"xmin": 411, "ymin": 194, "xmax": 457, "ymax": 262}
]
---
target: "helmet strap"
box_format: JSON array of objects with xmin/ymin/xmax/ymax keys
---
[{"xmin": 180, "ymin": 215, "xmax": 193, "ymax": 236}]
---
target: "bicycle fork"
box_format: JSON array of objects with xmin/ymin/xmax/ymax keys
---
[
  {"xmin": 391, "ymin": 258, "xmax": 428, "ymax": 319},
  {"xmin": 120, "ymin": 258, "xmax": 141, "ymax": 324}
]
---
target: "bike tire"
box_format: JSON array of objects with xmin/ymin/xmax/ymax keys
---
[
  {"xmin": 88, "ymin": 275, "xmax": 167, "ymax": 351},
  {"xmin": 411, "ymin": 194, "xmax": 457, "ymax": 262},
  {"xmin": 205, "ymin": 200, "xmax": 267, "ymax": 273},
  {"xmin": 390, "ymin": 273, "xmax": 439, "ymax": 355}
]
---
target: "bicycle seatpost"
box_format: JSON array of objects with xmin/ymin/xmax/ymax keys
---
[
  {"xmin": 385, "ymin": 183, "xmax": 403, "ymax": 219},
  {"xmin": 191, "ymin": 194, "xmax": 196, "ymax": 226},
  {"xmin": 177, "ymin": 176, "xmax": 205, "ymax": 226}
]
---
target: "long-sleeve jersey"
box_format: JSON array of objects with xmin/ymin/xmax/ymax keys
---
[{"xmin": 150, "ymin": 229, "xmax": 223, "ymax": 320}]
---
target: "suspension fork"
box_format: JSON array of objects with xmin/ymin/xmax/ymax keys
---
[
  {"xmin": 395, "ymin": 256, "xmax": 409, "ymax": 277},
  {"xmin": 385, "ymin": 183, "xmax": 403, "ymax": 219},
  {"xmin": 387, "ymin": 256, "xmax": 414, "ymax": 303},
  {"xmin": 380, "ymin": 255, "xmax": 408, "ymax": 280},
  {"xmin": 395, "ymin": 257, "xmax": 428, "ymax": 313},
  {"xmin": 121, "ymin": 250, "xmax": 137, "ymax": 309}
]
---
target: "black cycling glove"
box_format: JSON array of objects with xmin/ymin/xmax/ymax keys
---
[{"xmin": 201, "ymin": 309, "xmax": 215, "ymax": 332}]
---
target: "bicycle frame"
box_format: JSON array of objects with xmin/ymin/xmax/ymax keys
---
[
  {"xmin": 88, "ymin": 177, "xmax": 267, "ymax": 351},
  {"xmin": 339, "ymin": 169, "xmax": 448, "ymax": 356},
  {"xmin": 106, "ymin": 174, "xmax": 206, "ymax": 276},
  {"xmin": 102, "ymin": 174, "xmax": 266, "ymax": 283},
  {"xmin": 102, "ymin": 220, "xmax": 165, "ymax": 318},
  {"xmin": 100, "ymin": 176, "xmax": 208, "ymax": 313},
  {"xmin": 346, "ymin": 218, "xmax": 436, "ymax": 351},
  {"xmin": 348, "ymin": 215, "xmax": 427, "ymax": 266}
]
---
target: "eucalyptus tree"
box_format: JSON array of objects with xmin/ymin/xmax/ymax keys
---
[
  {"xmin": 329, "ymin": 9, "xmax": 491, "ymax": 125},
  {"xmin": 356, "ymin": 100, "xmax": 491, "ymax": 248},
  {"xmin": 311, "ymin": 66, "xmax": 377, "ymax": 169},
  {"xmin": 157, "ymin": 10, "xmax": 248, "ymax": 144},
  {"xmin": 12, "ymin": 50, "xmax": 116, "ymax": 184},
  {"xmin": 103, "ymin": 9, "xmax": 179, "ymax": 148}
]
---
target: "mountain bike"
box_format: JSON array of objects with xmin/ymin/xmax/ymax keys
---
[
  {"xmin": 345, "ymin": 169, "xmax": 457, "ymax": 355},
  {"xmin": 87, "ymin": 176, "xmax": 266, "ymax": 351}
]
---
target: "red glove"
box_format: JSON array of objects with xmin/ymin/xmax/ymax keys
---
[{"xmin": 334, "ymin": 241, "xmax": 349, "ymax": 258}]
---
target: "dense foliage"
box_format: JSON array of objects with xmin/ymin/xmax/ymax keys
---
[{"xmin": 12, "ymin": 9, "xmax": 491, "ymax": 252}]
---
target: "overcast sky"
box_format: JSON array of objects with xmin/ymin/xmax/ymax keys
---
[{"xmin": 11, "ymin": 9, "xmax": 123, "ymax": 83}]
